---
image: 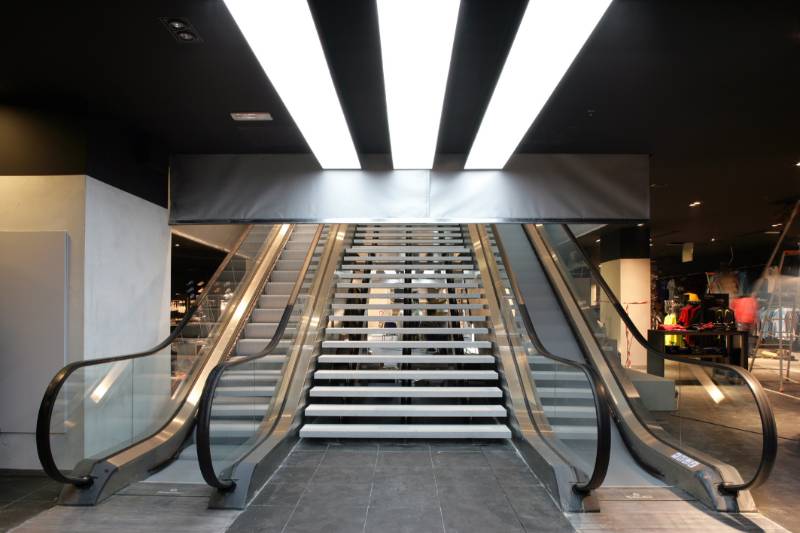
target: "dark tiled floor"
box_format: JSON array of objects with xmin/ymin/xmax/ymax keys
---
[
  {"xmin": 229, "ymin": 439, "xmax": 573, "ymax": 533},
  {"xmin": 0, "ymin": 471, "xmax": 61, "ymax": 532}
]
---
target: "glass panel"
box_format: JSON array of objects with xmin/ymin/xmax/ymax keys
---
[
  {"xmin": 485, "ymin": 225, "xmax": 598, "ymax": 478},
  {"xmin": 48, "ymin": 225, "xmax": 275, "ymax": 475},
  {"xmin": 206, "ymin": 224, "xmax": 330, "ymax": 481},
  {"xmin": 539, "ymin": 223, "xmax": 764, "ymax": 485}
]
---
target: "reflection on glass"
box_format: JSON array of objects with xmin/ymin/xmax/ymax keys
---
[
  {"xmin": 48, "ymin": 226, "xmax": 274, "ymax": 474},
  {"xmin": 539, "ymin": 223, "xmax": 764, "ymax": 485}
]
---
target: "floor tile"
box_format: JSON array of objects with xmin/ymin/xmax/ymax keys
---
[
  {"xmin": 321, "ymin": 450, "xmax": 377, "ymax": 468},
  {"xmin": 369, "ymin": 475, "xmax": 438, "ymax": 509},
  {"xmin": 283, "ymin": 503, "xmax": 367, "ymax": 533},
  {"xmin": 251, "ymin": 482, "xmax": 307, "ymax": 507},
  {"xmin": 0, "ymin": 500, "xmax": 54, "ymax": 531},
  {"xmin": 270, "ymin": 466, "xmax": 317, "ymax": 484},
  {"xmin": 282, "ymin": 452, "xmax": 326, "ymax": 468},
  {"xmin": 364, "ymin": 505, "xmax": 444, "ymax": 533},
  {"xmin": 441, "ymin": 500, "xmax": 525, "ymax": 533},
  {"xmin": 376, "ymin": 450, "xmax": 432, "ymax": 470},
  {"xmin": 228, "ymin": 505, "xmax": 294, "ymax": 533},
  {"xmin": 431, "ymin": 451, "xmax": 491, "ymax": 470},
  {"xmin": 311, "ymin": 465, "xmax": 375, "ymax": 484},
  {"xmin": 299, "ymin": 482, "xmax": 372, "ymax": 507}
]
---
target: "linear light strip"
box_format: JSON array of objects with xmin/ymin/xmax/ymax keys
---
[
  {"xmin": 465, "ymin": 0, "xmax": 613, "ymax": 170},
  {"xmin": 377, "ymin": 0, "xmax": 461, "ymax": 169},
  {"xmin": 224, "ymin": 0, "xmax": 360, "ymax": 169}
]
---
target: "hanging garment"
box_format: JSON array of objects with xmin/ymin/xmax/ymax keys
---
[{"xmin": 664, "ymin": 313, "xmax": 680, "ymax": 346}]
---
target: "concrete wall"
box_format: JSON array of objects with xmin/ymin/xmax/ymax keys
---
[
  {"xmin": 0, "ymin": 175, "xmax": 170, "ymax": 468},
  {"xmin": 82, "ymin": 177, "xmax": 171, "ymax": 456}
]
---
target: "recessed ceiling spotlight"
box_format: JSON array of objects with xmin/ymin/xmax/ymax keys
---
[
  {"xmin": 595, "ymin": 238, "xmax": 601, "ymax": 243},
  {"xmin": 771, "ymin": 223, "xmax": 783, "ymax": 228},
  {"xmin": 710, "ymin": 237, "xmax": 716, "ymax": 242},
  {"xmin": 167, "ymin": 19, "xmax": 187, "ymax": 30},
  {"xmin": 231, "ymin": 112, "xmax": 273, "ymax": 122},
  {"xmin": 689, "ymin": 201, "xmax": 702, "ymax": 207},
  {"xmin": 636, "ymin": 223, "xmax": 644, "ymax": 227},
  {"xmin": 795, "ymin": 161, "xmax": 800, "ymax": 167},
  {"xmin": 160, "ymin": 17, "xmax": 202, "ymax": 43},
  {"xmin": 174, "ymin": 243, "xmax": 181, "ymax": 247}
]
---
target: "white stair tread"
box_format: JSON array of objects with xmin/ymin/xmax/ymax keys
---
[
  {"xmin": 326, "ymin": 315, "xmax": 486, "ymax": 323},
  {"xmin": 305, "ymin": 404, "xmax": 506, "ymax": 417},
  {"xmin": 335, "ymin": 293, "xmax": 483, "ymax": 299},
  {"xmin": 314, "ymin": 369, "xmax": 498, "ymax": 380},
  {"xmin": 326, "ymin": 327, "xmax": 488, "ymax": 335},
  {"xmin": 340, "ymin": 264, "xmax": 475, "ymax": 270},
  {"xmin": 322, "ymin": 340, "xmax": 491, "ymax": 349},
  {"xmin": 299, "ymin": 423, "xmax": 511, "ymax": 439},
  {"xmin": 318, "ymin": 354, "xmax": 495, "ymax": 364},
  {"xmin": 347, "ymin": 246, "xmax": 469, "ymax": 253},
  {"xmin": 337, "ymin": 282, "xmax": 479, "ymax": 289},
  {"xmin": 344, "ymin": 256, "xmax": 473, "ymax": 263},
  {"xmin": 336, "ymin": 273, "xmax": 478, "ymax": 279},
  {"xmin": 310, "ymin": 386, "xmax": 502, "ymax": 398},
  {"xmin": 332, "ymin": 303, "xmax": 484, "ymax": 310}
]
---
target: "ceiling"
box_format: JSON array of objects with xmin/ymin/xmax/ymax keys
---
[{"xmin": 1, "ymin": 0, "xmax": 798, "ymax": 260}]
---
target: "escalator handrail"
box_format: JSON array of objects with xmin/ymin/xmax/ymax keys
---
[
  {"xmin": 36, "ymin": 225, "xmax": 254, "ymax": 487},
  {"xmin": 195, "ymin": 225, "xmax": 324, "ymax": 491},
  {"xmin": 490, "ymin": 225, "xmax": 611, "ymax": 493},
  {"xmin": 552, "ymin": 224, "xmax": 777, "ymax": 493}
]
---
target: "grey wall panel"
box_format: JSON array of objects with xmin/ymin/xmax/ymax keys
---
[
  {"xmin": 0, "ymin": 231, "xmax": 68, "ymax": 434},
  {"xmin": 170, "ymin": 155, "xmax": 429, "ymax": 222},
  {"xmin": 429, "ymin": 155, "xmax": 649, "ymax": 221},
  {"xmin": 170, "ymin": 153, "xmax": 649, "ymax": 223}
]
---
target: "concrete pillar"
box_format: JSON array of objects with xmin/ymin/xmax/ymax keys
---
[{"xmin": 598, "ymin": 227, "xmax": 651, "ymax": 369}]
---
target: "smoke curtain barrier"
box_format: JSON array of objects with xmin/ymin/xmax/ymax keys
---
[{"xmin": 169, "ymin": 154, "xmax": 649, "ymax": 223}]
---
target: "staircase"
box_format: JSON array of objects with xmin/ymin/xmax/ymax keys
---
[{"xmin": 300, "ymin": 224, "xmax": 511, "ymax": 439}]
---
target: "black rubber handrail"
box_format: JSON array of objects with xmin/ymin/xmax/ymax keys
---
[
  {"xmin": 490, "ymin": 225, "xmax": 611, "ymax": 493},
  {"xmin": 36, "ymin": 226, "xmax": 255, "ymax": 487},
  {"xmin": 196, "ymin": 225, "xmax": 324, "ymax": 491},
  {"xmin": 548, "ymin": 224, "xmax": 777, "ymax": 493}
]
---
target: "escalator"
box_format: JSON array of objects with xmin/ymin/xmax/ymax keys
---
[
  {"xmin": 37, "ymin": 221, "xmax": 776, "ymax": 517},
  {"xmin": 194, "ymin": 222, "xmax": 775, "ymax": 517},
  {"xmin": 35, "ymin": 223, "xmax": 328, "ymax": 503},
  {"xmin": 513, "ymin": 223, "xmax": 777, "ymax": 512}
]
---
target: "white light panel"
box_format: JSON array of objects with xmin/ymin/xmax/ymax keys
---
[
  {"xmin": 224, "ymin": 0, "xmax": 360, "ymax": 169},
  {"xmin": 377, "ymin": 0, "xmax": 461, "ymax": 169},
  {"xmin": 465, "ymin": 0, "xmax": 612, "ymax": 169}
]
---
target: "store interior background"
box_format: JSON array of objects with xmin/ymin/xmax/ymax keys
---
[{"xmin": 0, "ymin": 0, "xmax": 799, "ymax": 531}]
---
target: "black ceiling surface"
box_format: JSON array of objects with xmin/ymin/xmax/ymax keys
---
[{"xmin": 1, "ymin": 0, "xmax": 799, "ymax": 259}]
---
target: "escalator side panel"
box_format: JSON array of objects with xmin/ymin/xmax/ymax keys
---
[{"xmin": 524, "ymin": 224, "xmax": 752, "ymax": 512}]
